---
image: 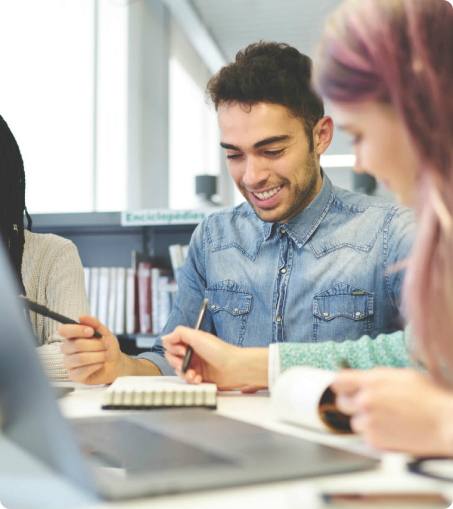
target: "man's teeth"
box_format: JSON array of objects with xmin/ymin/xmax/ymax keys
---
[{"xmin": 253, "ymin": 186, "xmax": 282, "ymax": 200}]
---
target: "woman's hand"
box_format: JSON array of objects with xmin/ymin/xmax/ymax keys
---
[
  {"xmin": 163, "ymin": 326, "xmax": 269, "ymax": 390},
  {"xmin": 331, "ymin": 368, "xmax": 453, "ymax": 456},
  {"xmin": 59, "ymin": 315, "xmax": 127, "ymax": 385}
]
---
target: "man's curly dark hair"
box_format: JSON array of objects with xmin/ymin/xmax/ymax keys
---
[{"xmin": 206, "ymin": 41, "xmax": 324, "ymax": 147}]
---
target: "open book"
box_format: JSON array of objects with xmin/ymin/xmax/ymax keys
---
[
  {"xmin": 271, "ymin": 367, "xmax": 352, "ymax": 434},
  {"xmin": 102, "ymin": 376, "xmax": 217, "ymax": 410}
]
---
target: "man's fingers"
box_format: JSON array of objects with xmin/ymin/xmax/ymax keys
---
[
  {"xmin": 61, "ymin": 338, "xmax": 106, "ymax": 355},
  {"xmin": 63, "ymin": 351, "xmax": 109, "ymax": 370}
]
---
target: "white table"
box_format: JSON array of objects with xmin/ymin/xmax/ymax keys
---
[{"xmin": 54, "ymin": 383, "xmax": 453, "ymax": 509}]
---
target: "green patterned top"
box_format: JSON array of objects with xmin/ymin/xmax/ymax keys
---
[{"xmin": 279, "ymin": 328, "xmax": 417, "ymax": 373}]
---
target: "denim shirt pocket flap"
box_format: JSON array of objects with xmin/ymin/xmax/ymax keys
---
[
  {"xmin": 205, "ymin": 288, "xmax": 252, "ymax": 316},
  {"xmin": 313, "ymin": 291, "xmax": 373, "ymax": 322}
]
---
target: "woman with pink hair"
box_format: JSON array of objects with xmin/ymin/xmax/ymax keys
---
[
  {"xmin": 163, "ymin": 0, "xmax": 453, "ymax": 456},
  {"xmin": 313, "ymin": 0, "xmax": 453, "ymax": 455}
]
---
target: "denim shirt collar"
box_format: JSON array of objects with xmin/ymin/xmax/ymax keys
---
[{"xmin": 262, "ymin": 171, "xmax": 334, "ymax": 248}]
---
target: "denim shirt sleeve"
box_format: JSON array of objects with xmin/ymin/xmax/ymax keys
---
[
  {"xmin": 137, "ymin": 221, "xmax": 212, "ymax": 375},
  {"xmin": 278, "ymin": 326, "xmax": 416, "ymax": 372},
  {"xmin": 383, "ymin": 207, "xmax": 416, "ymax": 318}
]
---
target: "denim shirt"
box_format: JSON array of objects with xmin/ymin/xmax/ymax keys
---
[{"xmin": 140, "ymin": 174, "xmax": 415, "ymax": 375}]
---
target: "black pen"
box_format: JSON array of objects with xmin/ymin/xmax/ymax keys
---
[
  {"xmin": 182, "ymin": 298, "xmax": 208, "ymax": 374},
  {"xmin": 19, "ymin": 295, "xmax": 103, "ymax": 338}
]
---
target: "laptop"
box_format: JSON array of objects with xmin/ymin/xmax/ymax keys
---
[{"xmin": 0, "ymin": 239, "xmax": 377, "ymax": 506}]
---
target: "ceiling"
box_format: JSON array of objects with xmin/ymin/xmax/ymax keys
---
[{"xmin": 189, "ymin": 0, "xmax": 344, "ymax": 63}]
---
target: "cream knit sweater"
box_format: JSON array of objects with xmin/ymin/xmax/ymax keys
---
[{"xmin": 22, "ymin": 230, "xmax": 90, "ymax": 381}]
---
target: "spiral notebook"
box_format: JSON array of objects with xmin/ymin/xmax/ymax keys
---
[{"xmin": 102, "ymin": 376, "xmax": 217, "ymax": 409}]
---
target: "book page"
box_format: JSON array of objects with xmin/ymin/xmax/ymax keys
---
[{"xmin": 271, "ymin": 367, "xmax": 351, "ymax": 433}]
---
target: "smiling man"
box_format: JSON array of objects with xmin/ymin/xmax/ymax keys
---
[{"xmin": 59, "ymin": 42, "xmax": 415, "ymax": 385}]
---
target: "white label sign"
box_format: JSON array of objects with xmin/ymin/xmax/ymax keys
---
[{"xmin": 121, "ymin": 209, "xmax": 219, "ymax": 227}]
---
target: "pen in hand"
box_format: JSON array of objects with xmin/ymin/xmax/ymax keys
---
[
  {"xmin": 19, "ymin": 295, "xmax": 103, "ymax": 338},
  {"xmin": 182, "ymin": 298, "xmax": 209, "ymax": 374}
]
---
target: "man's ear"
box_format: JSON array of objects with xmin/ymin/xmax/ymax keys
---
[{"xmin": 313, "ymin": 116, "xmax": 334, "ymax": 156}]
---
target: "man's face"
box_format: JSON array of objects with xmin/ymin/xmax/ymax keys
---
[{"xmin": 218, "ymin": 102, "xmax": 323, "ymax": 224}]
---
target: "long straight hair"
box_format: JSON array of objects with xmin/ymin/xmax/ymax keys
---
[
  {"xmin": 315, "ymin": 0, "xmax": 453, "ymax": 386},
  {"xmin": 0, "ymin": 115, "xmax": 32, "ymax": 296}
]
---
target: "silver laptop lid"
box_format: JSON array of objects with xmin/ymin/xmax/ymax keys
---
[{"xmin": 0, "ymin": 238, "xmax": 97, "ymax": 496}]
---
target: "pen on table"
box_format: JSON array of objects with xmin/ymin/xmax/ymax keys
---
[
  {"xmin": 182, "ymin": 298, "xmax": 209, "ymax": 374},
  {"xmin": 19, "ymin": 295, "xmax": 103, "ymax": 338}
]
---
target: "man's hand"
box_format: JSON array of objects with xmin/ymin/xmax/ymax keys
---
[
  {"xmin": 331, "ymin": 368, "xmax": 453, "ymax": 456},
  {"xmin": 59, "ymin": 315, "xmax": 162, "ymax": 384},
  {"xmin": 163, "ymin": 326, "xmax": 269, "ymax": 390}
]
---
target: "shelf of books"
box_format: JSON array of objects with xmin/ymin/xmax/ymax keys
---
[{"xmin": 31, "ymin": 209, "xmax": 218, "ymax": 354}]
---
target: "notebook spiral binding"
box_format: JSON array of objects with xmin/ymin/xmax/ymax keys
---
[{"xmin": 102, "ymin": 387, "xmax": 217, "ymax": 410}]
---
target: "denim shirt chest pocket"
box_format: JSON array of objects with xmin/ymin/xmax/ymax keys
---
[
  {"xmin": 313, "ymin": 282, "xmax": 373, "ymax": 342},
  {"xmin": 205, "ymin": 280, "xmax": 253, "ymax": 346}
]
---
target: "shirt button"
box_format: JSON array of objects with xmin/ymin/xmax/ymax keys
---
[
  {"xmin": 280, "ymin": 229, "xmax": 286, "ymax": 234},
  {"xmin": 280, "ymin": 268, "xmax": 287, "ymax": 274},
  {"xmin": 234, "ymin": 307, "xmax": 239, "ymax": 313},
  {"xmin": 323, "ymin": 312, "xmax": 329, "ymax": 317},
  {"xmin": 211, "ymin": 304, "xmax": 216, "ymax": 310},
  {"xmin": 355, "ymin": 311, "xmax": 361, "ymax": 317},
  {"xmin": 276, "ymin": 316, "xmax": 282, "ymax": 322}
]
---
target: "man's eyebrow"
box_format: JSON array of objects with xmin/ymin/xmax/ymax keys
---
[
  {"xmin": 254, "ymin": 135, "xmax": 290, "ymax": 149},
  {"xmin": 220, "ymin": 135, "xmax": 290, "ymax": 151},
  {"xmin": 220, "ymin": 142, "xmax": 240, "ymax": 150}
]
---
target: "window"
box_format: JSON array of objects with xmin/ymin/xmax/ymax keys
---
[
  {"xmin": 0, "ymin": 1, "xmax": 95, "ymax": 213},
  {"xmin": 169, "ymin": 19, "xmax": 220, "ymax": 209}
]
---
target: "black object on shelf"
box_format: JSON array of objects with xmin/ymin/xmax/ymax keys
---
[{"xmin": 195, "ymin": 175, "xmax": 217, "ymax": 200}]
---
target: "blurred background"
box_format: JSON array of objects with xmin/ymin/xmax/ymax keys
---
[{"xmin": 0, "ymin": 0, "xmax": 395, "ymax": 215}]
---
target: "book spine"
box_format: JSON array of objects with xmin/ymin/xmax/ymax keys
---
[
  {"xmin": 115, "ymin": 267, "xmax": 126, "ymax": 335},
  {"xmin": 107, "ymin": 267, "xmax": 117, "ymax": 332},
  {"xmin": 97, "ymin": 267, "xmax": 110, "ymax": 326},
  {"xmin": 151, "ymin": 267, "xmax": 161, "ymax": 334},
  {"xmin": 126, "ymin": 268, "xmax": 136, "ymax": 334},
  {"xmin": 137, "ymin": 262, "xmax": 152, "ymax": 333}
]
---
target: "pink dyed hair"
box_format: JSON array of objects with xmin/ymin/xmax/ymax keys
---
[{"xmin": 315, "ymin": 0, "xmax": 453, "ymax": 386}]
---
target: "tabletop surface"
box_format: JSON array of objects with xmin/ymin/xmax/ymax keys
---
[{"xmin": 52, "ymin": 382, "xmax": 453, "ymax": 509}]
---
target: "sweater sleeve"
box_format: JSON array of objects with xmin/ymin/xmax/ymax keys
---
[
  {"xmin": 35, "ymin": 242, "xmax": 90, "ymax": 381},
  {"xmin": 278, "ymin": 327, "xmax": 416, "ymax": 373}
]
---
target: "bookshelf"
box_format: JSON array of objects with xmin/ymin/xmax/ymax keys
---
[{"xmin": 32, "ymin": 211, "xmax": 198, "ymax": 355}]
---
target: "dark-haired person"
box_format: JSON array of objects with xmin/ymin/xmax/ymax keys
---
[
  {"xmin": 59, "ymin": 42, "xmax": 414, "ymax": 385},
  {"xmin": 0, "ymin": 115, "xmax": 90, "ymax": 380}
]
